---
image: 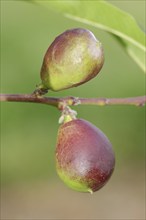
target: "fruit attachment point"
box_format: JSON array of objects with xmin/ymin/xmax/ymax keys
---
[
  {"xmin": 58, "ymin": 106, "xmax": 77, "ymax": 124},
  {"xmin": 32, "ymin": 84, "xmax": 48, "ymax": 97}
]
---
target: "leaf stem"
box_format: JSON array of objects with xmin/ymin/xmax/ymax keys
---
[{"xmin": 0, "ymin": 94, "xmax": 146, "ymax": 108}]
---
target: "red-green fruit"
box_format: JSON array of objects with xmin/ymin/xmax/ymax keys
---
[
  {"xmin": 40, "ymin": 28, "xmax": 104, "ymax": 91},
  {"xmin": 56, "ymin": 119, "xmax": 115, "ymax": 193}
]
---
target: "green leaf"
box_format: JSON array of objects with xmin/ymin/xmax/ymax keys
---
[{"xmin": 34, "ymin": 0, "xmax": 146, "ymax": 72}]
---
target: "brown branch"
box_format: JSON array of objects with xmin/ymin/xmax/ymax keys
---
[
  {"xmin": 0, "ymin": 94, "xmax": 146, "ymax": 108},
  {"xmin": 0, "ymin": 94, "xmax": 59, "ymax": 107}
]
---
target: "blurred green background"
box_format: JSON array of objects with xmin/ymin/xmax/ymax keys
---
[{"xmin": 1, "ymin": 0, "xmax": 145, "ymax": 219}]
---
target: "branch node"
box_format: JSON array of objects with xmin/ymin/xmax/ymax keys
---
[
  {"xmin": 97, "ymin": 98, "xmax": 109, "ymax": 106},
  {"xmin": 136, "ymin": 103, "xmax": 145, "ymax": 107},
  {"xmin": 67, "ymin": 96, "xmax": 81, "ymax": 106}
]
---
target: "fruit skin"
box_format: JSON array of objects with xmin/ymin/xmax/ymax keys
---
[
  {"xmin": 56, "ymin": 119, "xmax": 115, "ymax": 193},
  {"xmin": 40, "ymin": 28, "xmax": 104, "ymax": 91}
]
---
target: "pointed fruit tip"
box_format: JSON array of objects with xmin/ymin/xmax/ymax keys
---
[{"xmin": 88, "ymin": 189, "xmax": 93, "ymax": 194}]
